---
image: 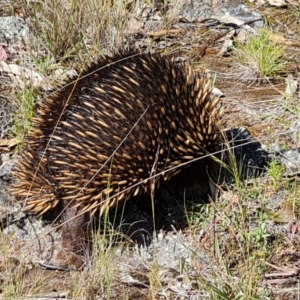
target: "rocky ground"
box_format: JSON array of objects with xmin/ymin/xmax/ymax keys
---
[{"xmin": 1, "ymin": 0, "xmax": 300, "ymax": 299}]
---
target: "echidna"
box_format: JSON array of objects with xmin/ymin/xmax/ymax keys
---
[{"xmin": 11, "ymin": 50, "xmax": 224, "ymax": 267}]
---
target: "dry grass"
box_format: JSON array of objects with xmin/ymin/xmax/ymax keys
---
[
  {"xmin": 1, "ymin": 1, "xmax": 300, "ymax": 300},
  {"xmin": 23, "ymin": 0, "xmax": 130, "ymax": 61}
]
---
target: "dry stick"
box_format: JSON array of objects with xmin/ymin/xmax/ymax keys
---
[
  {"xmin": 197, "ymin": 18, "xmax": 263, "ymax": 58},
  {"xmin": 198, "ymin": 10, "xmax": 289, "ymax": 59}
]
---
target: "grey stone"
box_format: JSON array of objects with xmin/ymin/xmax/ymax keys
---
[{"xmin": 0, "ymin": 16, "xmax": 29, "ymax": 42}]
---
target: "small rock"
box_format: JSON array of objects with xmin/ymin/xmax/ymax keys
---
[
  {"xmin": 53, "ymin": 68, "xmax": 77, "ymax": 83},
  {"xmin": 281, "ymin": 150, "xmax": 300, "ymax": 173},
  {"xmin": 0, "ymin": 16, "xmax": 29, "ymax": 42},
  {"xmin": 285, "ymin": 74, "xmax": 298, "ymax": 99},
  {"xmin": 0, "ymin": 61, "xmax": 49, "ymax": 89},
  {"xmin": 268, "ymin": 0, "xmax": 288, "ymax": 7}
]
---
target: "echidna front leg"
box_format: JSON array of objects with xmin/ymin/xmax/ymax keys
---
[{"xmin": 54, "ymin": 200, "xmax": 90, "ymax": 269}]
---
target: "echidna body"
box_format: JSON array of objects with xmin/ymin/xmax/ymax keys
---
[{"xmin": 12, "ymin": 50, "xmax": 223, "ymax": 218}]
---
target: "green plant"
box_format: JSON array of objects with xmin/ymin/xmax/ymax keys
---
[
  {"xmin": 11, "ymin": 87, "xmax": 37, "ymax": 147},
  {"xmin": 289, "ymin": 4, "xmax": 300, "ymax": 23},
  {"xmin": 234, "ymin": 28, "xmax": 287, "ymax": 79},
  {"xmin": 266, "ymin": 158, "xmax": 284, "ymax": 189}
]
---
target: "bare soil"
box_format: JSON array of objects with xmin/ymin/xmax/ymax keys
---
[{"xmin": 1, "ymin": 1, "xmax": 300, "ymax": 299}]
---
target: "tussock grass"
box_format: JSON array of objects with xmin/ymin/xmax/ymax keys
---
[
  {"xmin": 72, "ymin": 234, "xmax": 119, "ymax": 299},
  {"xmin": 23, "ymin": 0, "xmax": 131, "ymax": 62},
  {"xmin": 189, "ymin": 189, "xmax": 270, "ymax": 298},
  {"xmin": 11, "ymin": 87, "xmax": 37, "ymax": 147},
  {"xmin": 10, "ymin": 0, "xmax": 138, "ymax": 146},
  {"xmin": 289, "ymin": 4, "xmax": 300, "ymax": 23},
  {"xmin": 234, "ymin": 28, "xmax": 287, "ymax": 80}
]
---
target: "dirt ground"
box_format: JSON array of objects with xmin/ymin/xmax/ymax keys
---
[{"xmin": 1, "ymin": 0, "xmax": 300, "ymax": 299}]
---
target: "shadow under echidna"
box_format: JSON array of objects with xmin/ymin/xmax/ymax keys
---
[{"xmin": 11, "ymin": 50, "xmax": 266, "ymax": 269}]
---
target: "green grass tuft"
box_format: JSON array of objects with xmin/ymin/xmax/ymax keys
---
[
  {"xmin": 11, "ymin": 87, "xmax": 37, "ymax": 148},
  {"xmin": 234, "ymin": 28, "xmax": 287, "ymax": 79}
]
